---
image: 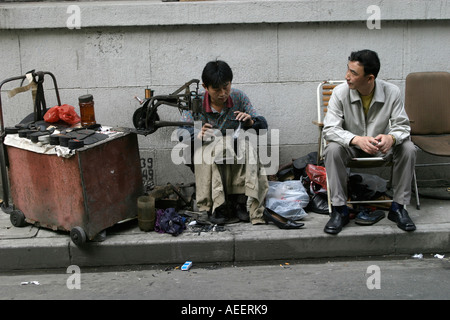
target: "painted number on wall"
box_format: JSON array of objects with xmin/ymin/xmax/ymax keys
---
[{"xmin": 140, "ymin": 157, "xmax": 154, "ymax": 191}]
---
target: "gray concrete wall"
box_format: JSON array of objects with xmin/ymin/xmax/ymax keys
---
[{"xmin": 1, "ymin": 0, "xmax": 449, "ymax": 188}]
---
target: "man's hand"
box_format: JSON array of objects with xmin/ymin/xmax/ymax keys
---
[
  {"xmin": 351, "ymin": 136, "xmax": 380, "ymax": 155},
  {"xmin": 197, "ymin": 123, "xmax": 214, "ymax": 140},
  {"xmin": 351, "ymin": 134, "xmax": 394, "ymax": 155},
  {"xmin": 234, "ymin": 111, "xmax": 254, "ymax": 126},
  {"xmin": 374, "ymin": 134, "xmax": 394, "ymax": 154}
]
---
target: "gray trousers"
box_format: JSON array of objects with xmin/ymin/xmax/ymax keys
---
[{"xmin": 324, "ymin": 140, "xmax": 416, "ymax": 206}]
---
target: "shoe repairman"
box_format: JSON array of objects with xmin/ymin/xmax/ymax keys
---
[
  {"xmin": 322, "ymin": 49, "xmax": 417, "ymax": 234},
  {"xmin": 177, "ymin": 60, "xmax": 269, "ymax": 225}
]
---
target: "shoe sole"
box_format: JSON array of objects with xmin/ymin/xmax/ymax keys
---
[
  {"xmin": 355, "ymin": 218, "xmax": 384, "ymax": 225},
  {"xmin": 224, "ymin": 217, "xmax": 240, "ymax": 224},
  {"xmin": 209, "ymin": 217, "xmax": 240, "ymax": 225},
  {"xmin": 324, "ymin": 227, "xmax": 341, "ymax": 234}
]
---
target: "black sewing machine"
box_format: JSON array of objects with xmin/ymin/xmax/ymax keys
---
[{"xmin": 132, "ymin": 79, "xmax": 202, "ymax": 135}]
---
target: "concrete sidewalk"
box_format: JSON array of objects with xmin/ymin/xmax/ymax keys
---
[{"xmin": 0, "ymin": 196, "xmax": 449, "ymax": 271}]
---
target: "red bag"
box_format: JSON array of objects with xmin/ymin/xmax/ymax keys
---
[
  {"xmin": 58, "ymin": 104, "xmax": 81, "ymax": 125},
  {"xmin": 306, "ymin": 164, "xmax": 327, "ymax": 192},
  {"xmin": 43, "ymin": 105, "xmax": 60, "ymax": 123},
  {"xmin": 43, "ymin": 104, "xmax": 81, "ymax": 125}
]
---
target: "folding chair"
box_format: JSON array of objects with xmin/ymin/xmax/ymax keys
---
[
  {"xmin": 312, "ymin": 81, "xmax": 420, "ymax": 214},
  {"xmin": 312, "ymin": 81, "xmax": 345, "ymax": 166},
  {"xmin": 404, "ymin": 71, "xmax": 450, "ymax": 191}
]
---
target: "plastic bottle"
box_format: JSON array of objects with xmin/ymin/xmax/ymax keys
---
[{"xmin": 78, "ymin": 94, "xmax": 96, "ymax": 127}]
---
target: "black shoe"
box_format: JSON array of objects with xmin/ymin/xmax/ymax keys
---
[
  {"xmin": 324, "ymin": 208, "xmax": 349, "ymax": 234},
  {"xmin": 355, "ymin": 208, "xmax": 386, "ymax": 225},
  {"xmin": 388, "ymin": 207, "xmax": 416, "ymax": 231},
  {"xmin": 209, "ymin": 204, "xmax": 239, "ymax": 225},
  {"xmin": 263, "ymin": 207, "xmax": 304, "ymax": 229},
  {"xmin": 235, "ymin": 203, "xmax": 250, "ymax": 222}
]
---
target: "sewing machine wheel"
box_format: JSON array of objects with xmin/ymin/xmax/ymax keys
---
[{"xmin": 132, "ymin": 107, "xmax": 160, "ymax": 134}]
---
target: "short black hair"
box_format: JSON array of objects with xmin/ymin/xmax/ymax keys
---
[
  {"xmin": 201, "ymin": 60, "xmax": 233, "ymax": 88},
  {"xmin": 348, "ymin": 50, "xmax": 380, "ymax": 78}
]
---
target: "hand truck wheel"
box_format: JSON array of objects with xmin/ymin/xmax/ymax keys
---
[
  {"xmin": 70, "ymin": 226, "xmax": 87, "ymax": 246},
  {"xmin": 10, "ymin": 210, "xmax": 26, "ymax": 227}
]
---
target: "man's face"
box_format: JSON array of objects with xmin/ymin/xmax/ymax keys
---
[
  {"xmin": 203, "ymin": 82, "xmax": 231, "ymax": 105},
  {"xmin": 345, "ymin": 61, "xmax": 373, "ymax": 92}
]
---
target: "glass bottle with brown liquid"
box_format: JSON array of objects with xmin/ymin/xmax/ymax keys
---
[{"xmin": 78, "ymin": 94, "xmax": 96, "ymax": 127}]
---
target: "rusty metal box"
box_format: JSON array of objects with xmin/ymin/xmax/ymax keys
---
[{"xmin": 6, "ymin": 132, "xmax": 143, "ymax": 243}]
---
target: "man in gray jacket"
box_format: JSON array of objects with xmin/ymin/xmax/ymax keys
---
[{"xmin": 323, "ymin": 49, "xmax": 416, "ymax": 234}]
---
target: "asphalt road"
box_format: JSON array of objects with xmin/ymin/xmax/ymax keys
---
[{"xmin": 1, "ymin": 255, "xmax": 449, "ymax": 302}]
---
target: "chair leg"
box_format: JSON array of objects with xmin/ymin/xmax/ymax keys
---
[
  {"xmin": 413, "ymin": 170, "xmax": 420, "ymax": 210},
  {"xmin": 326, "ymin": 169, "xmax": 332, "ymax": 214},
  {"xmin": 317, "ymin": 129, "xmax": 323, "ymax": 165}
]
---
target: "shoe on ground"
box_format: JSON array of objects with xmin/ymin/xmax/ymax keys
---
[
  {"xmin": 355, "ymin": 209, "xmax": 385, "ymax": 225},
  {"xmin": 388, "ymin": 207, "xmax": 416, "ymax": 231},
  {"xmin": 235, "ymin": 203, "xmax": 250, "ymax": 222},
  {"xmin": 209, "ymin": 204, "xmax": 239, "ymax": 225},
  {"xmin": 263, "ymin": 207, "xmax": 304, "ymax": 229},
  {"xmin": 324, "ymin": 208, "xmax": 349, "ymax": 234}
]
